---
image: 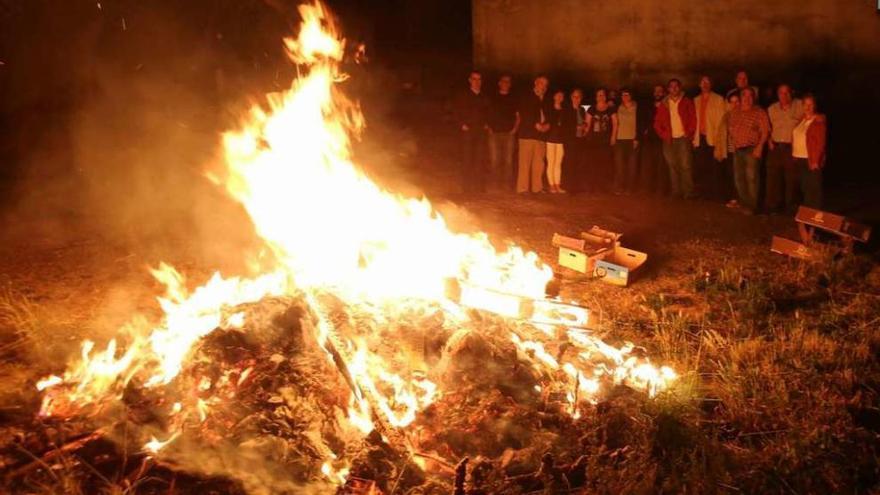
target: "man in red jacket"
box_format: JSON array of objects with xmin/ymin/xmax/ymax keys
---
[{"xmin": 653, "ymin": 79, "xmax": 697, "ymax": 199}]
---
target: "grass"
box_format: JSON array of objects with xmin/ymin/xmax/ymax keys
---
[
  {"xmin": 604, "ymin": 249, "xmax": 880, "ymax": 494},
  {"xmin": 1, "ymin": 237, "xmax": 879, "ymax": 493}
]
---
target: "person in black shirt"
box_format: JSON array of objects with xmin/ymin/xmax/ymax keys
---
[
  {"xmin": 642, "ymin": 84, "xmax": 668, "ymax": 195},
  {"xmin": 487, "ymin": 75, "xmax": 520, "ymax": 192},
  {"xmin": 584, "ymin": 88, "xmax": 617, "ymax": 192},
  {"xmin": 454, "ymin": 71, "xmax": 489, "ymax": 193},
  {"xmin": 561, "ymin": 88, "xmax": 588, "ymax": 193},
  {"xmin": 546, "ymin": 89, "xmax": 571, "ymax": 193},
  {"xmin": 516, "ymin": 76, "xmax": 551, "ymax": 193}
]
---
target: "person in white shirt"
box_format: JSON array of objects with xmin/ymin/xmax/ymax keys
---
[
  {"xmin": 653, "ymin": 79, "xmax": 697, "ymax": 199},
  {"xmin": 765, "ymin": 84, "xmax": 805, "ymax": 213},
  {"xmin": 693, "ymin": 75, "xmax": 727, "ymax": 200}
]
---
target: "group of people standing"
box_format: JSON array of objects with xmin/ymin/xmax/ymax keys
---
[{"xmin": 455, "ymin": 70, "xmax": 827, "ymax": 214}]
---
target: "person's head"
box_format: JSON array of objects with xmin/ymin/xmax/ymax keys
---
[
  {"xmin": 667, "ymin": 78, "xmax": 682, "ymax": 98},
  {"xmin": 553, "ymin": 89, "xmax": 565, "ymax": 105},
  {"xmin": 595, "ymin": 88, "xmax": 607, "ymax": 104},
  {"xmin": 740, "ymin": 87, "xmax": 755, "ymax": 108},
  {"xmin": 776, "ymin": 83, "xmax": 792, "ymax": 106},
  {"xmin": 620, "ymin": 87, "xmax": 634, "ymax": 106},
  {"xmin": 608, "ymin": 89, "xmax": 619, "ymax": 101},
  {"xmin": 699, "ymin": 75, "xmax": 712, "ymax": 93},
  {"xmin": 468, "ymin": 71, "xmax": 482, "ymax": 92},
  {"xmin": 571, "ymin": 88, "xmax": 583, "ymax": 106},
  {"xmin": 653, "ymin": 84, "xmax": 666, "ymax": 101},
  {"xmin": 803, "ymin": 93, "xmax": 817, "ymax": 116},
  {"xmin": 727, "ymin": 92, "xmax": 740, "ymax": 111},
  {"xmin": 534, "ymin": 75, "xmax": 549, "ymax": 96},
  {"xmin": 735, "ymin": 70, "xmax": 749, "ymax": 89},
  {"xmin": 497, "ymin": 74, "xmax": 512, "ymax": 94}
]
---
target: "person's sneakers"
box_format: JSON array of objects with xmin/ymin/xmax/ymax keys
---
[
  {"xmin": 557, "ymin": 187, "xmax": 567, "ymax": 194},
  {"xmin": 725, "ymin": 199, "xmax": 739, "ymax": 208}
]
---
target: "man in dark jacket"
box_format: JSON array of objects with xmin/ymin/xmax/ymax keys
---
[
  {"xmin": 455, "ymin": 71, "xmax": 490, "ymax": 193},
  {"xmin": 653, "ymin": 78, "xmax": 697, "ymax": 199},
  {"xmin": 487, "ymin": 75, "xmax": 520, "ymax": 192},
  {"xmin": 516, "ymin": 75, "xmax": 551, "ymax": 193}
]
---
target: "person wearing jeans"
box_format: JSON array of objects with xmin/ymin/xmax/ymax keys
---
[
  {"xmin": 612, "ymin": 88, "xmax": 640, "ymax": 193},
  {"xmin": 727, "ymin": 87, "xmax": 770, "ymax": 213},
  {"xmin": 653, "ymin": 79, "xmax": 697, "ymax": 199},
  {"xmin": 487, "ymin": 75, "xmax": 520, "ymax": 192},
  {"xmin": 714, "ymin": 93, "xmax": 741, "ymax": 206},
  {"xmin": 455, "ymin": 71, "xmax": 490, "ymax": 193},
  {"xmin": 732, "ymin": 147, "xmax": 760, "ymax": 213},
  {"xmin": 791, "ymin": 94, "xmax": 826, "ymax": 208}
]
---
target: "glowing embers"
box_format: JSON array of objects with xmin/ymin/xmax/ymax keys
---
[
  {"xmin": 37, "ymin": 266, "xmax": 288, "ymax": 418},
  {"xmin": 510, "ymin": 324, "xmax": 676, "ymax": 420}
]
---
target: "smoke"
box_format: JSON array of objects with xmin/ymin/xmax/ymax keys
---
[
  {"xmin": 154, "ymin": 436, "xmax": 336, "ymax": 495},
  {"xmin": 0, "ymin": 2, "xmax": 466, "ymax": 490},
  {"xmin": 0, "ymin": 1, "xmax": 297, "ymax": 271}
]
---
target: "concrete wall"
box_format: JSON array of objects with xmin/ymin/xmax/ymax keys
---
[{"xmin": 473, "ymin": 0, "xmax": 880, "ymax": 89}]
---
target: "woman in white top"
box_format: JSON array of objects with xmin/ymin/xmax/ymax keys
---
[{"xmin": 790, "ymin": 94, "xmax": 827, "ymax": 208}]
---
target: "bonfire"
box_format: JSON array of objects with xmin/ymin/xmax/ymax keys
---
[{"xmin": 27, "ymin": 2, "xmax": 675, "ymax": 493}]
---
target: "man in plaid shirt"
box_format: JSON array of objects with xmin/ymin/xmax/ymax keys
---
[{"xmin": 727, "ymin": 87, "xmax": 770, "ymax": 213}]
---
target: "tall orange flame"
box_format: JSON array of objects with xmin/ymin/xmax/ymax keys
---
[{"xmin": 36, "ymin": 1, "xmax": 676, "ymax": 474}]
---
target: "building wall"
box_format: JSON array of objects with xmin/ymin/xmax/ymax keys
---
[{"xmin": 473, "ymin": 0, "xmax": 880, "ymax": 89}]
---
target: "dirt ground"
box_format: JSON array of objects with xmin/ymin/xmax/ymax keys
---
[
  {"xmin": 0, "ymin": 186, "xmax": 800, "ymax": 343},
  {"xmin": 0, "ymin": 175, "xmax": 856, "ymax": 347}
]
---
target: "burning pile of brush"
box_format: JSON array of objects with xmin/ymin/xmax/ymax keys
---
[{"xmin": 20, "ymin": 2, "xmax": 677, "ymax": 493}]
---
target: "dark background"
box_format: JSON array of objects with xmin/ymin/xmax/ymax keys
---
[
  {"xmin": 471, "ymin": 0, "xmax": 880, "ymax": 195},
  {"xmin": 0, "ymin": 0, "xmax": 877, "ymax": 236},
  {"xmin": 0, "ymin": 0, "xmax": 470, "ymax": 255}
]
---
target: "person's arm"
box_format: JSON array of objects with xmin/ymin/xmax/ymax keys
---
[
  {"xmin": 539, "ymin": 102, "xmax": 551, "ymax": 132},
  {"xmin": 714, "ymin": 114, "xmax": 728, "ymax": 161},
  {"xmin": 752, "ymin": 110, "xmax": 770, "ymax": 158},
  {"xmin": 635, "ymin": 104, "xmax": 649, "ymax": 146},
  {"xmin": 482, "ymin": 97, "xmax": 490, "ymax": 132},
  {"xmin": 584, "ymin": 112, "xmax": 593, "ymax": 134},
  {"xmin": 633, "ymin": 108, "xmax": 640, "ymax": 148},
  {"xmin": 767, "ymin": 105, "xmax": 776, "ymax": 151},
  {"xmin": 686, "ymin": 98, "xmax": 698, "ymax": 141},
  {"xmin": 652, "ymin": 105, "xmax": 667, "ymax": 141},
  {"xmin": 511, "ymin": 111, "xmax": 521, "ymax": 135},
  {"xmin": 610, "ymin": 112, "xmax": 619, "ymax": 146},
  {"xmin": 808, "ymin": 117, "xmax": 828, "ymax": 170},
  {"xmin": 454, "ymin": 94, "xmax": 469, "ymax": 131}
]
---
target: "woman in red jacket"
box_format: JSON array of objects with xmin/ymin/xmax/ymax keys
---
[{"xmin": 790, "ymin": 93, "xmax": 826, "ymax": 208}]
